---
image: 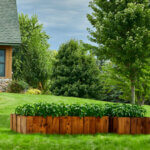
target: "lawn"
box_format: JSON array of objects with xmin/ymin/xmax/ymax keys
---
[{"xmin": 0, "ymin": 93, "xmax": 150, "ymax": 150}]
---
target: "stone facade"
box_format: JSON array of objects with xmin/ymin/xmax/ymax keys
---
[{"xmin": 0, "ymin": 79, "xmax": 12, "ymax": 92}]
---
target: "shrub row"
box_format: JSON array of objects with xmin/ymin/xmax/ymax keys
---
[{"xmin": 15, "ymin": 103, "xmax": 146, "ymax": 118}]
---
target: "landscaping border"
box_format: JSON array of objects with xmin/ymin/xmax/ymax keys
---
[
  {"xmin": 10, "ymin": 115, "xmax": 150, "ymax": 134},
  {"xmin": 10, "ymin": 114, "xmax": 109, "ymax": 134},
  {"xmin": 109, "ymin": 117, "xmax": 150, "ymax": 134}
]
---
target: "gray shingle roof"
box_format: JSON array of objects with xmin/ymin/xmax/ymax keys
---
[{"xmin": 0, "ymin": 0, "xmax": 21, "ymax": 46}]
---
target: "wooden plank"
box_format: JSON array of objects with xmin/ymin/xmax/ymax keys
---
[
  {"xmin": 32, "ymin": 116, "xmax": 40, "ymax": 133},
  {"xmin": 131, "ymin": 118, "xmax": 137, "ymax": 134},
  {"xmin": 112, "ymin": 117, "xmax": 118, "ymax": 133},
  {"xmin": 71, "ymin": 117, "xmax": 83, "ymax": 134},
  {"xmin": 83, "ymin": 117, "xmax": 96, "ymax": 134},
  {"xmin": 131, "ymin": 118, "xmax": 145, "ymax": 134},
  {"xmin": 118, "ymin": 117, "xmax": 130, "ymax": 134},
  {"xmin": 96, "ymin": 116, "xmax": 109, "ymax": 133},
  {"xmin": 144, "ymin": 117, "xmax": 150, "ymax": 134},
  {"xmin": 103, "ymin": 116, "xmax": 109, "ymax": 133},
  {"xmin": 109, "ymin": 117, "xmax": 113, "ymax": 133},
  {"xmin": 83, "ymin": 117, "xmax": 90, "ymax": 134},
  {"xmin": 20, "ymin": 116, "xmax": 27, "ymax": 134},
  {"xmin": 17, "ymin": 116, "xmax": 21, "ymax": 133},
  {"xmin": 124, "ymin": 117, "xmax": 131, "ymax": 134},
  {"xmin": 136, "ymin": 118, "xmax": 143, "ymax": 134},
  {"xmin": 12, "ymin": 114, "xmax": 17, "ymax": 132},
  {"xmin": 26, "ymin": 116, "xmax": 33, "ymax": 134},
  {"xmin": 46, "ymin": 116, "xmax": 53, "ymax": 134},
  {"xmin": 60, "ymin": 117, "xmax": 71, "ymax": 134},
  {"xmin": 10, "ymin": 114, "xmax": 13, "ymax": 131},
  {"xmin": 89, "ymin": 117, "xmax": 96, "ymax": 134},
  {"xmin": 66, "ymin": 117, "xmax": 71, "ymax": 134},
  {"xmin": 52, "ymin": 117, "xmax": 60, "ymax": 134},
  {"xmin": 39, "ymin": 117, "xmax": 47, "ymax": 134}
]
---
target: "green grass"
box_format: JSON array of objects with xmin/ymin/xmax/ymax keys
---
[{"xmin": 0, "ymin": 93, "xmax": 150, "ymax": 150}]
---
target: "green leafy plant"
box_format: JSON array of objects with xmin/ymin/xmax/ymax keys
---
[
  {"xmin": 104, "ymin": 104, "xmax": 146, "ymax": 117},
  {"xmin": 7, "ymin": 80, "xmax": 29, "ymax": 93},
  {"xmin": 15, "ymin": 103, "xmax": 104, "ymax": 117},
  {"xmin": 15, "ymin": 103, "xmax": 146, "ymax": 118}
]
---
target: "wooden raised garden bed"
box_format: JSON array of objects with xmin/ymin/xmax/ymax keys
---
[
  {"xmin": 10, "ymin": 114, "xmax": 109, "ymax": 134},
  {"xmin": 10, "ymin": 115, "xmax": 150, "ymax": 135},
  {"xmin": 109, "ymin": 117, "xmax": 150, "ymax": 134},
  {"xmin": 11, "ymin": 103, "xmax": 149, "ymax": 135}
]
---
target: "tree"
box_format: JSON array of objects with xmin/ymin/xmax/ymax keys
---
[
  {"xmin": 87, "ymin": 0, "xmax": 150, "ymax": 104},
  {"xmin": 100, "ymin": 61, "xmax": 150, "ymax": 105},
  {"xmin": 13, "ymin": 14, "xmax": 52, "ymax": 90},
  {"xmin": 51, "ymin": 40, "xmax": 102, "ymax": 99},
  {"xmin": 136, "ymin": 64, "xmax": 150, "ymax": 105}
]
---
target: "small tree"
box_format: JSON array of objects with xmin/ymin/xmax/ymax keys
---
[
  {"xmin": 13, "ymin": 14, "xmax": 52, "ymax": 89},
  {"xmin": 87, "ymin": 0, "xmax": 150, "ymax": 104},
  {"xmin": 51, "ymin": 40, "xmax": 102, "ymax": 99}
]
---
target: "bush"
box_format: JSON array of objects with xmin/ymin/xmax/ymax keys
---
[
  {"xmin": 15, "ymin": 103, "xmax": 146, "ymax": 118},
  {"xmin": 7, "ymin": 80, "xmax": 29, "ymax": 93},
  {"xmin": 51, "ymin": 40, "xmax": 102, "ymax": 99},
  {"xmin": 26, "ymin": 89, "xmax": 41, "ymax": 95},
  {"xmin": 104, "ymin": 104, "xmax": 146, "ymax": 117}
]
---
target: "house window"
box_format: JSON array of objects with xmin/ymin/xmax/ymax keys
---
[{"xmin": 0, "ymin": 50, "xmax": 5, "ymax": 77}]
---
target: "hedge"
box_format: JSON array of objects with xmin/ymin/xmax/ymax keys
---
[{"xmin": 15, "ymin": 103, "xmax": 146, "ymax": 118}]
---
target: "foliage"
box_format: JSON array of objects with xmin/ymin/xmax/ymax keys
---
[
  {"xmin": 136, "ymin": 64, "xmax": 150, "ymax": 105},
  {"xmin": 15, "ymin": 103, "xmax": 105, "ymax": 117},
  {"xmin": 100, "ymin": 62, "xmax": 150, "ymax": 105},
  {"xmin": 26, "ymin": 89, "xmax": 41, "ymax": 95},
  {"xmin": 105, "ymin": 103, "xmax": 146, "ymax": 117},
  {"xmin": 15, "ymin": 102, "xmax": 146, "ymax": 118},
  {"xmin": 7, "ymin": 80, "xmax": 29, "ymax": 93},
  {"xmin": 98, "ymin": 62, "xmax": 127, "ymax": 103},
  {"xmin": 51, "ymin": 39, "xmax": 102, "ymax": 99},
  {"xmin": 13, "ymin": 13, "xmax": 52, "ymax": 90},
  {"xmin": 87, "ymin": 0, "xmax": 150, "ymax": 104}
]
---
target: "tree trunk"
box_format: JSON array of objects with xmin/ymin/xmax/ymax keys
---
[
  {"xmin": 131, "ymin": 80, "xmax": 135, "ymax": 104},
  {"xmin": 142, "ymin": 97, "xmax": 145, "ymax": 105}
]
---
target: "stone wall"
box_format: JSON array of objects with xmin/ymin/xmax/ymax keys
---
[{"xmin": 0, "ymin": 79, "xmax": 12, "ymax": 92}]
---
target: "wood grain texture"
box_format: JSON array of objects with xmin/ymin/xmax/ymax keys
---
[
  {"xmin": 111, "ymin": 117, "xmax": 118, "ymax": 133},
  {"xmin": 17, "ymin": 116, "xmax": 21, "ymax": 133},
  {"xmin": 83, "ymin": 117, "xmax": 96, "ymax": 134},
  {"xmin": 12, "ymin": 114, "xmax": 17, "ymax": 132},
  {"xmin": 10, "ymin": 114, "xmax": 13, "ymax": 130},
  {"xmin": 60, "ymin": 117, "xmax": 72, "ymax": 134},
  {"xmin": 46, "ymin": 116, "xmax": 53, "ymax": 134},
  {"xmin": 144, "ymin": 117, "xmax": 150, "ymax": 134},
  {"xmin": 47, "ymin": 117, "xmax": 60, "ymax": 134},
  {"xmin": 20, "ymin": 116, "xmax": 27, "ymax": 134},
  {"xmin": 117, "ymin": 117, "xmax": 130, "ymax": 134},
  {"xmin": 39, "ymin": 117, "xmax": 47, "ymax": 134},
  {"xmin": 26, "ymin": 116, "xmax": 33, "ymax": 134},
  {"xmin": 96, "ymin": 116, "xmax": 109, "ymax": 133},
  {"xmin": 10, "ymin": 115, "xmax": 150, "ymax": 135},
  {"xmin": 71, "ymin": 117, "xmax": 83, "ymax": 134}
]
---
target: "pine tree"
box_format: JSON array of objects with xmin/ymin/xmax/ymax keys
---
[{"xmin": 51, "ymin": 40, "xmax": 101, "ymax": 99}]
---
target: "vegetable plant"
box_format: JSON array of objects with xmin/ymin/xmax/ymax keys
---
[{"xmin": 15, "ymin": 103, "xmax": 146, "ymax": 118}]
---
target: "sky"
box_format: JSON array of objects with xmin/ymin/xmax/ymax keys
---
[{"xmin": 16, "ymin": 0, "xmax": 92, "ymax": 50}]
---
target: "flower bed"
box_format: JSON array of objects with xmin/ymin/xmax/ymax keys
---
[{"xmin": 10, "ymin": 103, "xmax": 149, "ymax": 135}]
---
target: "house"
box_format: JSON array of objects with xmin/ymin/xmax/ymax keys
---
[{"xmin": 0, "ymin": 0, "xmax": 21, "ymax": 91}]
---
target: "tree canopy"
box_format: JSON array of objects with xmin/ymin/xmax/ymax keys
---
[
  {"xmin": 87, "ymin": 0, "xmax": 150, "ymax": 104},
  {"xmin": 13, "ymin": 14, "xmax": 52, "ymax": 89}
]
